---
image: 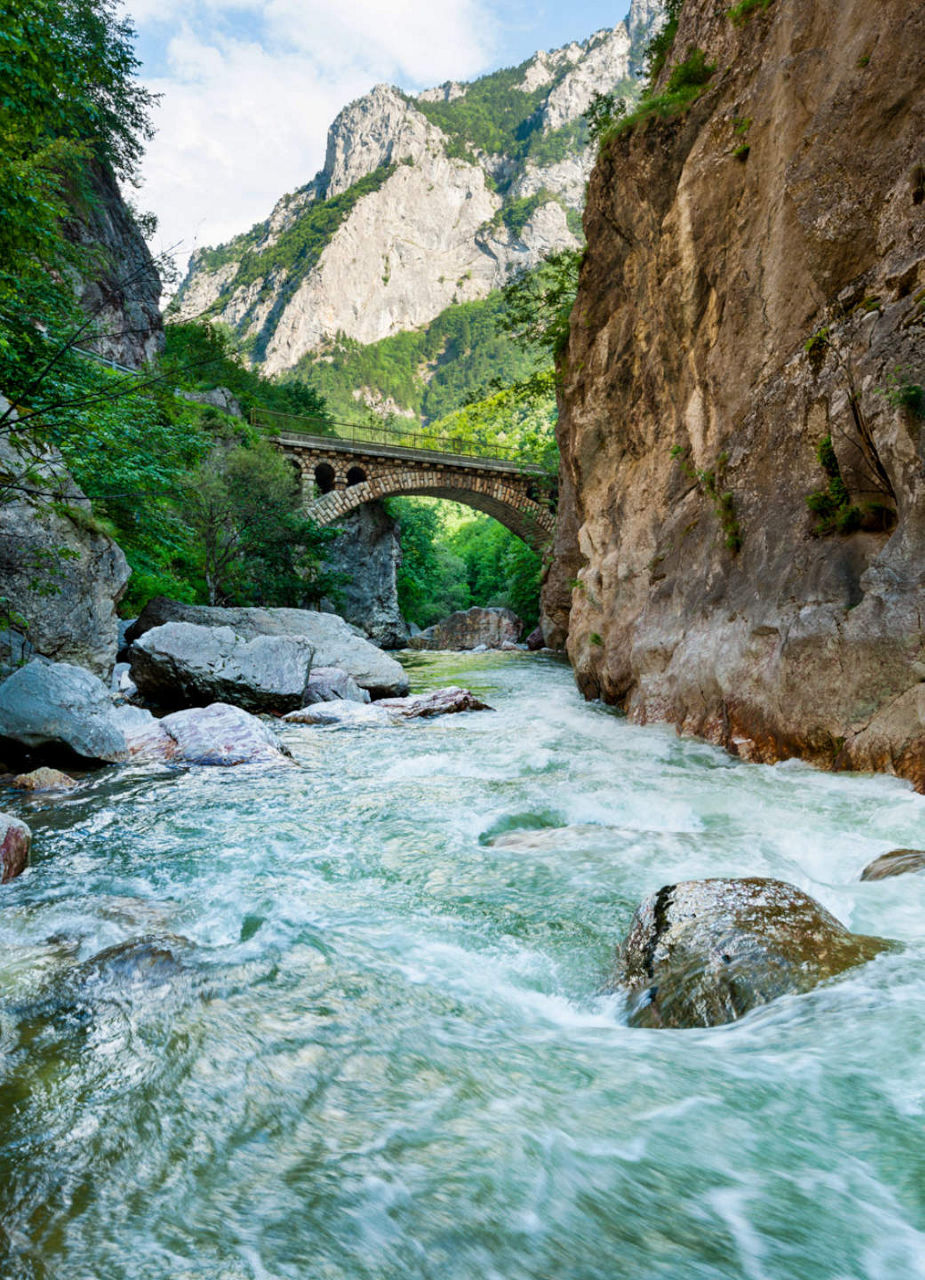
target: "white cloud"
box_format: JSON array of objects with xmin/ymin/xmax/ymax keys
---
[{"xmin": 126, "ymin": 0, "xmax": 499, "ymax": 278}]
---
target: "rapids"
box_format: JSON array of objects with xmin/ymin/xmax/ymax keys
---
[{"xmin": 1, "ymin": 652, "xmax": 923, "ymax": 1278}]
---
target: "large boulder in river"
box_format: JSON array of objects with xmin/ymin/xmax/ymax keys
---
[
  {"xmin": 159, "ymin": 703, "xmax": 285, "ymax": 765},
  {"xmin": 377, "ymin": 687, "xmax": 493, "ymax": 718},
  {"xmin": 1, "ymin": 812, "xmax": 30, "ymax": 884},
  {"xmin": 126, "ymin": 598, "xmax": 408, "ymax": 697},
  {"xmin": 130, "ymin": 622, "xmax": 314, "ymax": 712},
  {"xmin": 0, "ymin": 425, "xmax": 130, "ymax": 678},
  {"xmin": 408, "ymin": 606, "xmax": 522, "ymax": 651},
  {"xmin": 0, "ymin": 659, "xmax": 126, "ymax": 765},
  {"xmin": 616, "ymin": 878, "xmax": 892, "ymax": 1029}
]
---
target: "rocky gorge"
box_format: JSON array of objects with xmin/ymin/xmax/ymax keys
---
[{"xmin": 544, "ymin": 0, "xmax": 925, "ymax": 790}]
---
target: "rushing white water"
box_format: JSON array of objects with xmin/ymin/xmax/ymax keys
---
[{"xmin": 1, "ymin": 651, "xmax": 923, "ymax": 1279}]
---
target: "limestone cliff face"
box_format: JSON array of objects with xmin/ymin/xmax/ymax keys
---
[
  {"xmin": 65, "ymin": 161, "xmax": 163, "ymax": 369},
  {"xmin": 174, "ymin": 7, "xmax": 663, "ymax": 375},
  {"xmin": 546, "ymin": 0, "xmax": 925, "ymax": 787}
]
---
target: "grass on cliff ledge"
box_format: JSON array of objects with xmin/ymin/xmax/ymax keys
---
[
  {"xmin": 600, "ymin": 48, "xmax": 716, "ymax": 145},
  {"xmin": 728, "ymin": 0, "xmax": 775, "ymax": 26}
]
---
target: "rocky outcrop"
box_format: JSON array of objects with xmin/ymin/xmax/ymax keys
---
[
  {"xmin": 860, "ymin": 849, "xmax": 925, "ymax": 881},
  {"xmin": 0, "ymin": 423, "xmax": 130, "ymax": 678},
  {"xmin": 173, "ymin": 13, "xmax": 663, "ymax": 377},
  {"xmin": 410, "ymin": 606, "xmax": 522, "ymax": 651},
  {"xmin": 0, "ymin": 659, "xmax": 127, "ymax": 765},
  {"xmin": 129, "ymin": 622, "xmax": 314, "ymax": 712},
  {"xmin": 0, "ymin": 813, "xmax": 31, "ymax": 884},
  {"xmin": 547, "ymin": 0, "xmax": 925, "ymax": 787},
  {"xmin": 322, "ymin": 501, "xmax": 408, "ymax": 648},
  {"xmin": 616, "ymin": 878, "xmax": 891, "ymax": 1028},
  {"xmin": 64, "ymin": 160, "xmax": 163, "ymax": 369},
  {"xmin": 126, "ymin": 598, "xmax": 409, "ymax": 696}
]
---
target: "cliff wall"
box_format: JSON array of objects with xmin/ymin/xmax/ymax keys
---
[{"xmin": 546, "ymin": 0, "xmax": 925, "ymax": 786}]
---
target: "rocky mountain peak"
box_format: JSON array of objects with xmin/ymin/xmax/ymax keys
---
[{"xmin": 322, "ymin": 84, "xmax": 439, "ymax": 200}]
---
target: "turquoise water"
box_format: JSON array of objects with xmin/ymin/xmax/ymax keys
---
[{"xmin": 1, "ymin": 652, "xmax": 923, "ymax": 1279}]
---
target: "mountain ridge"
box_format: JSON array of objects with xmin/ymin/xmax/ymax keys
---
[{"xmin": 174, "ymin": 2, "xmax": 664, "ymax": 390}]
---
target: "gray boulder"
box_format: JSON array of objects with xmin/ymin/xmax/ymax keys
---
[
  {"xmin": 860, "ymin": 849, "xmax": 925, "ymax": 881},
  {"xmin": 1, "ymin": 812, "xmax": 31, "ymax": 883},
  {"xmin": 130, "ymin": 622, "xmax": 314, "ymax": 712},
  {"xmin": 127, "ymin": 599, "xmax": 409, "ymax": 697},
  {"xmin": 0, "ymin": 423, "xmax": 129, "ymax": 677},
  {"xmin": 302, "ymin": 666, "xmax": 370, "ymax": 705},
  {"xmin": 616, "ymin": 878, "xmax": 892, "ymax": 1028},
  {"xmin": 525, "ymin": 626, "xmax": 545, "ymax": 651},
  {"xmin": 159, "ymin": 703, "xmax": 285, "ymax": 765},
  {"xmin": 0, "ymin": 659, "xmax": 127, "ymax": 764},
  {"xmin": 111, "ymin": 704, "xmax": 178, "ymax": 763},
  {"xmin": 409, "ymin": 606, "xmax": 522, "ymax": 651}
]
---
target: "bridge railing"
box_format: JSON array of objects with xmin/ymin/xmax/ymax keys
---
[{"xmin": 250, "ymin": 405, "xmax": 549, "ymax": 469}]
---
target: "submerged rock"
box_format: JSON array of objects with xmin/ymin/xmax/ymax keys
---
[
  {"xmin": 302, "ymin": 666, "xmax": 371, "ymax": 705},
  {"xmin": 130, "ymin": 622, "xmax": 314, "ymax": 712},
  {"xmin": 409, "ymin": 606, "xmax": 522, "ymax": 651},
  {"xmin": 0, "ymin": 659, "xmax": 126, "ymax": 764},
  {"xmin": 0, "ymin": 812, "xmax": 30, "ymax": 883},
  {"xmin": 11, "ymin": 767, "xmax": 77, "ymax": 792},
  {"xmin": 860, "ymin": 849, "xmax": 925, "ymax": 882},
  {"xmin": 377, "ymin": 687, "xmax": 493, "ymax": 718},
  {"xmin": 159, "ymin": 703, "xmax": 285, "ymax": 765},
  {"xmin": 616, "ymin": 878, "xmax": 892, "ymax": 1029},
  {"xmin": 126, "ymin": 598, "xmax": 409, "ymax": 697}
]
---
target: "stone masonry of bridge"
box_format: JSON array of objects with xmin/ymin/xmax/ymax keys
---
[{"xmin": 276, "ymin": 433, "xmax": 557, "ymax": 551}]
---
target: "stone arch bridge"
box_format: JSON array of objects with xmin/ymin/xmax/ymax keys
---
[{"xmin": 270, "ymin": 424, "xmax": 557, "ymax": 551}]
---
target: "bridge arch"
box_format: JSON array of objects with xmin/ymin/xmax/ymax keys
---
[
  {"xmin": 305, "ymin": 475, "xmax": 554, "ymax": 550},
  {"xmin": 274, "ymin": 432, "xmax": 556, "ymax": 552}
]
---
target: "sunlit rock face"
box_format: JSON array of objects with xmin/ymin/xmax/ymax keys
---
[
  {"xmin": 545, "ymin": 0, "xmax": 925, "ymax": 789},
  {"xmin": 173, "ymin": 12, "xmax": 664, "ymax": 375}
]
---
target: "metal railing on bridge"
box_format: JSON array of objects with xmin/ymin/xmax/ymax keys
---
[{"xmin": 250, "ymin": 405, "xmax": 551, "ymax": 471}]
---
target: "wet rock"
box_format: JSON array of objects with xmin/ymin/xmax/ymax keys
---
[
  {"xmin": 111, "ymin": 704, "xmax": 178, "ymax": 763},
  {"xmin": 0, "ymin": 659, "xmax": 127, "ymax": 764},
  {"xmin": 78, "ymin": 935, "xmax": 192, "ymax": 985},
  {"xmin": 302, "ymin": 666, "xmax": 371, "ymax": 705},
  {"xmin": 408, "ymin": 606, "xmax": 522, "ymax": 651},
  {"xmin": 130, "ymin": 622, "xmax": 314, "ymax": 712},
  {"xmin": 0, "ymin": 812, "xmax": 30, "ymax": 883},
  {"xmin": 526, "ymin": 626, "xmax": 545, "ymax": 651},
  {"xmin": 616, "ymin": 878, "xmax": 892, "ymax": 1029},
  {"xmin": 321, "ymin": 501, "xmax": 409, "ymax": 648},
  {"xmin": 377, "ymin": 686, "xmax": 493, "ymax": 718},
  {"xmin": 860, "ymin": 849, "xmax": 925, "ymax": 882},
  {"xmin": 159, "ymin": 702, "xmax": 285, "ymax": 765},
  {"xmin": 11, "ymin": 767, "xmax": 77, "ymax": 792},
  {"xmin": 284, "ymin": 702, "xmax": 393, "ymax": 728},
  {"xmin": 126, "ymin": 598, "xmax": 409, "ymax": 697}
]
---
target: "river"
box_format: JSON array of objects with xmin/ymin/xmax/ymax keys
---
[{"xmin": 1, "ymin": 651, "xmax": 923, "ymax": 1279}]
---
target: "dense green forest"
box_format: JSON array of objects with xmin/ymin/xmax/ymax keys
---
[{"xmin": 287, "ymin": 292, "xmax": 540, "ymax": 425}]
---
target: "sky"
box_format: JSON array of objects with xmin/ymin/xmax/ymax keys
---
[{"xmin": 123, "ymin": 0, "xmax": 632, "ymax": 274}]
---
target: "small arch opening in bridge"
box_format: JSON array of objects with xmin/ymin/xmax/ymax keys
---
[
  {"xmin": 314, "ymin": 462, "xmax": 336, "ymax": 496},
  {"xmin": 346, "ymin": 465, "xmax": 367, "ymax": 487}
]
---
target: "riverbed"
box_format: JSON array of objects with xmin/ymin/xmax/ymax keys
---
[{"xmin": 1, "ymin": 652, "xmax": 923, "ymax": 1279}]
